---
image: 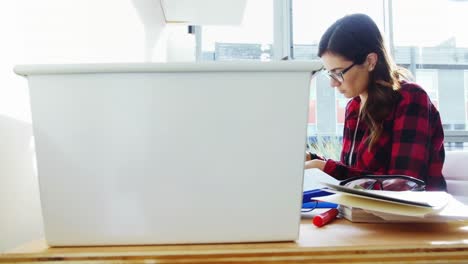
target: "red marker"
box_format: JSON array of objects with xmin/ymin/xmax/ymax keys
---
[{"xmin": 313, "ymin": 208, "xmax": 339, "ymax": 227}]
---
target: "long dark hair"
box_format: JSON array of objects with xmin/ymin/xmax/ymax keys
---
[{"xmin": 318, "ymin": 13, "xmax": 411, "ymax": 149}]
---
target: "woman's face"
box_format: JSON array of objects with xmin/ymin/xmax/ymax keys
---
[{"xmin": 321, "ymin": 52, "xmax": 370, "ymax": 99}]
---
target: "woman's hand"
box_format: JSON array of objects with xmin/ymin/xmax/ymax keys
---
[
  {"xmin": 305, "ymin": 151, "xmax": 323, "ymax": 161},
  {"xmin": 304, "ymin": 159, "xmax": 326, "ymax": 170}
]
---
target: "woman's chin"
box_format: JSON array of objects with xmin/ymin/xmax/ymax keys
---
[{"xmin": 341, "ymin": 92, "xmax": 351, "ymax": 98}]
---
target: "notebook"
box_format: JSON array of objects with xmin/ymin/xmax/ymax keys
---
[{"xmin": 14, "ymin": 61, "xmax": 323, "ymax": 246}]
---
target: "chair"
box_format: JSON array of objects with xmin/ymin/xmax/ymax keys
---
[{"xmin": 442, "ymin": 151, "xmax": 468, "ymax": 204}]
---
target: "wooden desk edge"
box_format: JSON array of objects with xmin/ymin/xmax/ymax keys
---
[
  {"xmin": 2, "ymin": 241, "xmax": 468, "ymax": 263},
  {"xmin": 3, "ymin": 219, "xmax": 468, "ymax": 263}
]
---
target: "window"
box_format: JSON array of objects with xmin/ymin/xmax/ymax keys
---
[
  {"xmin": 195, "ymin": 0, "xmax": 468, "ymax": 149},
  {"xmin": 200, "ymin": 0, "xmax": 273, "ymax": 61},
  {"xmin": 464, "ymin": 70, "xmax": 468, "ymax": 150},
  {"xmin": 392, "ymin": 0, "xmax": 468, "ymax": 149},
  {"xmin": 292, "ymin": 0, "xmax": 384, "ymax": 60},
  {"xmin": 415, "ymin": 70, "xmax": 438, "ymax": 107}
]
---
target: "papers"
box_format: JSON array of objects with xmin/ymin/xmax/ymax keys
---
[
  {"xmin": 369, "ymin": 195, "xmax": 468, "ymax": 222},
  {"xmin": 304, "ymin": 170, "xmax": 468, "ymax": 223},
  {"xmin": 316, "ymin": 191, "xmax": 437, "ymax": 217},
  {"xmin": 338, "ymin": 195, "xmax": 468, "ymax": 223},
  {"xmin": 320, "ymin": 182, "xmax": 449, "ymax": 209},
  {"xmin": 303, "ymin": 169, "xmax": 339, "ymax": 192}
]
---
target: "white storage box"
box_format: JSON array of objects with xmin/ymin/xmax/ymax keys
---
[{"xmin": 14, "ymin": 61, "xmax": 322, "ymax": 246}]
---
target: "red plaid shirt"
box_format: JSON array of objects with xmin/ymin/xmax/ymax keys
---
[{"xmin": 323, "ymin": 82, "xmax": 447, "ymax": 191}]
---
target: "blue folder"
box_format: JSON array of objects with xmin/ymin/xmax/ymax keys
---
[{"xmin": 302, "ymin": 189, "xmax": 338, "ymax": 209}]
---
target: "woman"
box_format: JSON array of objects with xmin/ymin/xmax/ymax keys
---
[{"xmin": 305, "ymin": 14, "xmax": 447, "ymax": 191}]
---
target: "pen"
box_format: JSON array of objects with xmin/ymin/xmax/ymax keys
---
[{"xmin": 312, "ymin": 208, "xmax": 339, "ymax": 227}]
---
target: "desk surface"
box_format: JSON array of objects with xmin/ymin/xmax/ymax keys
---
[{"xmin": 2, "ymin": 218, "xmax": 468, "ymax": 263}]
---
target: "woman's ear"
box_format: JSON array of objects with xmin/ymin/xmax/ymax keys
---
[{"xmin": 366, "ymin": 53, "xmax": 378, "ymax": 71}]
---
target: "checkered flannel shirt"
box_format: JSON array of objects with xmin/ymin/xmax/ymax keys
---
[{"xmin": 323, "ymin": 81, "xmax": 447, "ymax": 191}]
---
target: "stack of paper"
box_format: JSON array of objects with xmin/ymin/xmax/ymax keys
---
[
  {"xmin": 315, "ymin": 182, "xmax": 468, "ymax": 223},
  {"xmin": 339, "ymin": 206, "xmax": 389, "ymax": 223}
]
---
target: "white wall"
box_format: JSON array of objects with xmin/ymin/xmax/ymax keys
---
[{"xmin": 0, "ymin": 0, "xmax": 172, "ymax": 252}]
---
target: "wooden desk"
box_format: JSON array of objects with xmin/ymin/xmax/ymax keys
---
[{"xmin": 2, "ymin": 218, "xmax": 468, "ymax": 263}]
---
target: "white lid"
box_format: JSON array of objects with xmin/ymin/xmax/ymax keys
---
[{"xmin": 14, "ymin": 61, "xmax": 323, "ymax": 76}]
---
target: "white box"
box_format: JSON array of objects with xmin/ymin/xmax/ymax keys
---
[{"xmin": 14, "ymin": 61, "xmax": 322, "ymax": 246}]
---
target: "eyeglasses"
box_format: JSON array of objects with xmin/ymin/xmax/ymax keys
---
[
  {"xmin": 323, "ymin": 63, "xmax": 356, "ymax": 84},
  {"xmin": 339, "ymin": 175, "xmax": 426, "ymax": 191}
]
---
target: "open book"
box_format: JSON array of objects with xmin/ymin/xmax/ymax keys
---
[{"xmin": 304, "ymin": 169, "xmax": 468, "ymax": 223}]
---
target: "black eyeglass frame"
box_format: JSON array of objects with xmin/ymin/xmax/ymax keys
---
[
  {"xmin": 324, "ymin": 63, "xmax": 356, "ymax": 83},
  {"xmin": 339, "ymin": 174, "xmax": 426, "ymax": 191}
]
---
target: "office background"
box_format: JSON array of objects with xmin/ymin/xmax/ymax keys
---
[{"xmin": 1, "ymin": 0, "xmax": 467, "ymax": 252}]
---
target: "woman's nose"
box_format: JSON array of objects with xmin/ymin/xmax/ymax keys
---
[{"xmin": 330, "ymin": 78, "xmax": 340, "ymax": 87}]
